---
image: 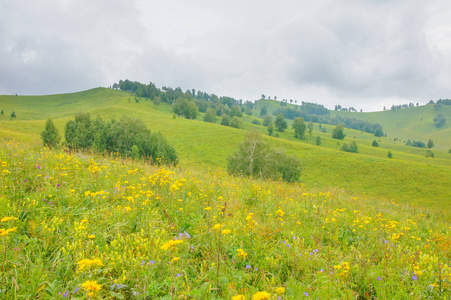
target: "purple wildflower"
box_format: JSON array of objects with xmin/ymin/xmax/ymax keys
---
[
  {"xmin": 377, "ymin": 276, "xmax": 381, "ymax": 281},
  {"xmin": 246, "ymin": 265, "xmax": 251, "ymax": 269},
  {"xmin": 304, "ymin": 292, "xmax": 309, "ymax": 296},
  {"xmin": 63, "ymin": 290, "xmax": 68, "ymax": 297}
]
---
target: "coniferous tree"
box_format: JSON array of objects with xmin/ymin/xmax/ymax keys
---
[
  {"xmin": 41, "ymin": 119, "xmax": 61, "ymax": 149},
  {"xmin": 427, "ymin": 138, "xmax": 434, "ymax": 149}
]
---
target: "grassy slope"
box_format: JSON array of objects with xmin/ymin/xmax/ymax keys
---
[
  {"xmin": 331, "ymin": 105, "xmax": 451, "ymax": 150},
  {"xmin": 1, "ymin": 88, "xmax": 450, "ymax": 217}
]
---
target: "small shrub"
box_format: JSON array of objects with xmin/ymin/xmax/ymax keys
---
[
  {"xmin": 230, "ymin": 116, "xmax": 242, "ymax": 129},
  {"xmin": 11, "ymin": 111, "xmax": 16, "ymax": 118},
  {"xmin": 426, "ymin": 150, "xmax": 435, "ymax": 158},
  {"xmin": 387, "ymin": 151, "xmax": 393, "ymax": 158},
  {"xmin": 252, "ymin": 119, "xmax": 261, "ymax": 125},
  {"xmin": 341, "ymin": 141, "xmax": 358, "ymax": 153},
  {"xmin": 332, "ymin": 124, "xmax": 346, "ymax": 140},
  {"xmin": 315, "ymin": 136, "xmax": 321, "ymax": 146},
  {"xmin": 372, "ymin": 140, "xmax": 379, "ymax": 147},
  {"xmin": 221, "ymin": 115, "xmax": 231, "ymax": 126}
]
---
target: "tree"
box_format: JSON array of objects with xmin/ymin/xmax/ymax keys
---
[
  {"xmin": 274, "ymin": 113, "xmax": 287, "ymax": 132},
  {"xmin": 372, "ymin": 140, "xmax": 379, "ymax": 147},
  {"xmin": 292, "ymin": 117, "xmax": 306, "ymax": 139},
  {"xmin": 426, "ymin": 150, "xmax": 435, "ymax": 158},
  {"xmin": 203, "ymin": 108, "xmax": 217, "ymax": 123},
  {"xmin": 434, "ymin": 114, "xmax": 446, "ymax": 128},
  {"xmin": 186, "ymin": 102, "xmax": 198, "ymax": 119},
  {"xmin": 307, "ymin": 122, "xmax": 313, "ymax": 135},
  {"xmin": 227, "ymin": 130, "xmax": 301, "ymax": 182},
  {"xmin": 11, "ymin": 111, "xmax": 16, "ymax": 118},
  {"xmin": 1, "ymin": 110, "xmax": 3, "ymax": 115},
  {"xmin": 387, "ymin": 151, "xmax": 393, "ymax": 158},
  {"xmin": 260, "ymin": 106, "xmax": 267, "ymax": 117},
  {"xmin": 230, "ymin": 116, "xmax": 242, "ymax": 129},
  {"xmin": 263, "ymin": 115, "xmax": 272, "ymax": 127},
  {"xmin": 331, "ymin": 124, "xmax": 346, "ymax": 140},
  {"xmin": 153, "ymin": 96, "xmax": 162, "ymax": 107},
  {"xmin": 341, "ymin": 141, "xmax": 358, "ymax": 153},
  {"xmin": 41, "ymin": 119, "xmax": 61, "ymax": 149},
  {"xmin": 252, "ymin": 119, "xmax": 261, "ymax": 125},
  {"xmin": 267, "ymin": 122, "xmax": 274, "ymax": 136},
  {"xmin": 315, "ymin": 136, "xmax": 321, "ymax": 146},
  {"xmin": 374, "ymin": 128, "xmax": 384, "ymax": 137},
  {"xmin": 221, "ymin": 114, "xmax": 231, "ymax": 126},
  {"xmin": 427, "ymin": 138, "xmax": 434, "ymax": 149},
  {"xmin": 65, "ymin": 113, "xmax": 96, "ymax": 150}
]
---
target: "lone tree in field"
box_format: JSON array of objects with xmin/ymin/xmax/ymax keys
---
[
  {"xmin": 41, "ymin": 119, "xmax": 61, "ymax": 149},
  {"xmin": 331, "ymin": 124, "xmax": 346, "ymax": 140},
  {"xmin": 275, "ymin": 113, "xmax": 287, "ymax": 132},
  {"xmin": 228, "ymin": 130, "xmax": 301, "ymax": 182},
  {"xmin": 427, "ymin": 138, "xmax": 434, "ymax": 149},
  {"xmin": 11, "ymin": 111, "xmax": 16, "ymax": 118}
]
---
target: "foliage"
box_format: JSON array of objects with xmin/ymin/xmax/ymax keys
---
[
  {"xmin": 331, "ymin": 124, "xmax": 346, "ymax": 140},
  {"xmin": 426, "ymin": 150, "xmax": 435, "ymax": 158},
  {"xmin": 307, "ymin": 122, "xmax": 313, "ymax": 135},
  {"xmin": 11, "ymin": 111, "xmax": 16, "ymax": 118},
  {"xmin": 1, "ymin": 109, "xmax": 3, "ymax": 115},
  {"xmin": 433, "ymin": 114, "xmax": 446, "ymax": 128},
  {"xmin": 204, "ymin": 108, "xmax": 217, "ymax": 123},
  {"xmin": 221, "ymin": 115, "xmax": 231, "ymax": 126},
  {"xmin": 292, "ymin": 117, "xmax": 306, "ymax": 139},
  {"xmin": 387, "ymin": 151, "xmax": 393, "ymax": 158},
  {"xmin": 427, "ymin": 138, "xmax": 434, "ymax": 149},
  {"xmin": 274, "ymin": 113, "xmax": 287, "ymax": 132},
  {"xmin": 41, "ymin": 119, "xmax": 61, "ymax": 149},
  {"xmin": 260, "ymin": 106, "xmax": 267, "ymax": 116},
  {"xmin": 227, "ymin": 130, "xmax": 301, "ymax": 182},
  {"xmin": 262, "ymin": 115, "xmax": 272, "ymax": 127},
  {"xmin": 372, "ymin": 140, "xmax": 379, "ymax": 147},
  {"xmin": 315, "ymin": 136, "xmax": 321, "ymax": 146},
  {"xmin": 340, "ymin": 141, "xmax": 358, "ymax": 153},
  {"xmin": 65, "ymin": 112, "xmax": 96, "ymax": 150},
  {"xmin": 408, "ymin": 140, "xmax": 427, "ymax": 148},
  {"xmin": 230, "ymin": 116, "xmax": 243, "ymax": 129},
  {"xmin": 173, "ymin": 97, "xmax": 198, "ymax": 119},
  {"xmin": 267, "ymin": 122, "xmax": 274, "ymax": 136},
  {"xmin": 374, "ymin": 128, "xmax": 384, "ymax": 137},
  {"xmin": 252, "ymin": 119, "xmax": 261, "ymax": 125}
]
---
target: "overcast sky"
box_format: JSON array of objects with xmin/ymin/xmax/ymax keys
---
[{"xmin": 2, "ymin": 0, "xmax": 451, "ymax": 111}]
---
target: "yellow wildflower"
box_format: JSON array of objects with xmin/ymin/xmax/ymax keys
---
[
  {"xmin": 236, "ymin": 248, "xmax": 248, "ymax": 259},
  {"xmin": 0, "ymin": 227, "xmax": 17, "ymax": 236},
  {"xmin": 161, "ymin": 239, "xmax": 183, "ymax": 250},
  {"xmin": 232, "ymin": 295, "xmax": 245, "ymax": 300},
  {"xmin": 252, "ymin": 291, "xmax": 270, "ymax": 300},
  {"xmin": 77, "ymin": 258, "xmax": 104, "ymax": 272},
  {"xmin": 222, "ymin": 229, "xmax": 231, "ymax": 235},
  {"xmin": 1, "ymin": 216, "xmax": 18, "ymax": 222},
  {"xmin": 81, "ymin": 280, "xmax": 101, "ymax": 294},
  {"xmin": 172, "ymin": 256, "xmax": 180, "ymax": 262},
  {"xmin": 204, "ymin": 207, "xmax": 212, "ymax": 211},
  {"xmin": 275, "ymin": 287, "xmax": 285, "ymax": 294},
  {"xmin": 213, "ymin": 223, "xmax": 222, "ymax": 231}
]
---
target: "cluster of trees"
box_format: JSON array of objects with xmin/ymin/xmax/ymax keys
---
[
  {"xmin": 434, "ymin": 114, "xmax": 446, "ymax": 128},
  {"xmin": 41, "ymin": 113, "xmax": 178, "ymax": 166},
  {"xmin": 386, "ymin": 103, "xmax": 419, "ymax": 111},
  {"xmin": 406, "ymin": 138, "xmax": 434, "ymax": 149},
  {"xmin": 227, "ymin": 130, "xmax": 301, "ymax": 183},
  {"xmin": 334, "ymin": 105, "xmax": 359, "ymax": 112},
  {"xmin": 341, "ymin": 141, "xmax": 359, "ymax": 153}
]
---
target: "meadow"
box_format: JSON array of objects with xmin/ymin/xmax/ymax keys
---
[{"xmin": 1, "ymin": 141, "xmax": 451, "ymax": 299}]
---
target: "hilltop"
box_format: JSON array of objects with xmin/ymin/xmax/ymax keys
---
[{"xmin": 0, "ymin": 87, "xmax": 450, "ymax": 217}]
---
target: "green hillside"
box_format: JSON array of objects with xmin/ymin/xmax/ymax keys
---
[
  {"xmin": 1, "ymin": 88, "xmax": 450, "ymax": 218},
  {"xmin": 331, "ymin": 104, "xmax": 451, "ymax": 150}
]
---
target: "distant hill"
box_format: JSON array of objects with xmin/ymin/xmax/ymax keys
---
[{"xmin": 0, "ymin": 87, "xmax": 450, "ymax": 217}]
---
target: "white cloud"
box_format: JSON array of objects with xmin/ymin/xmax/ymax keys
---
[{"xmin": 1, "ymin": 0, "xmax": 451, "ymax": 110}]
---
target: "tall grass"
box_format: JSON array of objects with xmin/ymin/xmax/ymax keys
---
[{"xmin": 1, "ymin": 141, "xmax": 450, "ymax": 299}]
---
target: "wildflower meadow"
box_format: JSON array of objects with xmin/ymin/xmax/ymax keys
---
[{"xmin": 1, "ymin": 141, "xmax": 450, "ymax": 299}]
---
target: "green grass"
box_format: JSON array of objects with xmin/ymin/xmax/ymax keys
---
[
  {"xmin": 1, "ymin": 88, "xmax": 450, "ymax": 217},
  {"xmin": 1, "ymin": 142, "xmax": 450, "ymax": 299}
]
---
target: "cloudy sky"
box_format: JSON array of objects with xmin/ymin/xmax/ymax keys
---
[{"xmin": 1, "ymin": 0, "xmax": 451, "ymax": 111}]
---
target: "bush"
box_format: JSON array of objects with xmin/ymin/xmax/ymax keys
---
[
  {"xmin": 11, "ymin": 111, "xmax": 16, "ymax": 118},
  {"xmin": 315, "ymin": 136, "xmax": 321, "ymax": 146},
  {"xmin": 426, "ymin": 150, "xmax": 435, "ymax": 158},
  {"xmin": 65, "ymin": 113, "xmax": 97, "ymax": 150},
  {"xmin": 374, "ymin": 128, "xmax": 384, "ymax": 137},
  {"xmin": 387, "ymin": 151, "xmax": 393, "ymax": 158},
  {"xmin": 228, "ymin": 130, "xmax": 301, "ymax": 182},
  {"xmin": 292, "ymin": 117, "xmax": 306, "ymax": 139},
  {"xmin": 341, "ymin": 141, "xmax": 358, "ymax": 153},
  {"xmin": 332, "ymin": 124, "xmax": 346, "ymax": 140},
  {"xmin": 252, "ymin": 119, "xmax": 261, "ymax": 125},
  {"xmin": 372, "ymin": 140, "xmax": 379, "ymax": 147},
  {"xmin": 230, "ymin": 116, "xmax": 243, "ymax": 129},
  {"xmin": 411, "ymin": 140, "xmax": 426, "ymax": 148},
  {"xmin": 267, "ymin": 122, "xmax": 274, "ymax": 136},
  {"xmin": 203, "ymin": 108, "xmax": 217, "ymax": 123},
  {"xmin": 263, "ymin": 115, "xmax": 273, "ymax": 127},
  {"xmin": 41, "ymin": 119, "xmax": 61, "ymax": 149},
  {"xmin": 221, "ymin": 115, "xmax": 231, "ymax": 126},
  {"xmin": 275, "ymin": 113, "xmax": 287, "ymax": 132},
  {"xmin": 427, "ymin": 138, "xmax": 434, "ymax": 149}
]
